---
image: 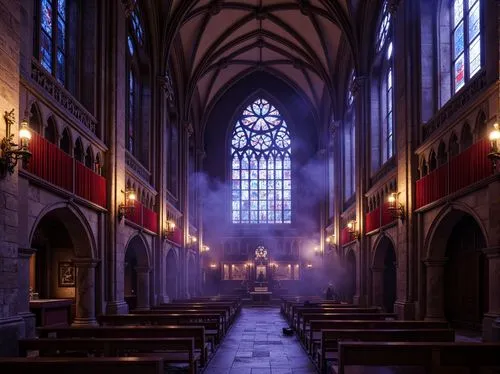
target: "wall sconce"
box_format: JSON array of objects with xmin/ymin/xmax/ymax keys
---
[
  {"xmin": 209, "ymin": 263, "xmax": 218, "ymax": 269},
  {"xmin": 1, "ymin": 109, "xmax": 32, "ymax": 177},
  {"xmin": 163, "ymin": 220, "xmax": 176, "ymax": 239},
  {"xmin": 347, "ymin": 220, "xmax": 359, "ymax": 239},
  {"xmin": 200, "ymin": 245, "xmax": 210, "ymax": 253},
  {"xmin": 314, "ymin": 246, "xmax": 323, "ymax": 256},
  {"xmin": 387, "ymin": 192, "xmax": 405, "ymax": 220},
  {"xmin": 325, "ymin": 234, "xmax": 337, "ymax": 250},
  {"xmin": 306, "ymin": 263, "xmax": 313, "ymax": 268},
  {"xmin": 187, "ymin": 235, "xmax": 198, "ymax": 247},
  {"xmin": 488, "ymin": 122, "xmax": 500, "ymax": 169},
  {"xmin": 118, "ymin": 189, "xmax": 136, "ymax": 220}
]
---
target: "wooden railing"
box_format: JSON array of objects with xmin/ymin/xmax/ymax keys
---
[
  {"xmin": 416, "ymin": 138, "xmax": 492, "ymax": 209},
  {"xmin": 365, "ymin": 202, "xmax": 396, "ymax": 233},
  {"xmin": 165, "ymin": 227, "xmax": 183, "ymax": 246},
  {"xmin": 25, "ymin": 132, "xmax": 106, "ymax": 208},
  {"xmin": 340, "ymin": 227, "xmax": 354, "ymax": 245}
]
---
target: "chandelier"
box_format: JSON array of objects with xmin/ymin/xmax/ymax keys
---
[{"xmin": 255, "ymin": 246, "xmax": 268, "ymax": 259}]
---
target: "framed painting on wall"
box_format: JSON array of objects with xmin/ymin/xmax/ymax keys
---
[{"xmin": 58, "ymin": 262, "xmax": 75, "ymax": 287}]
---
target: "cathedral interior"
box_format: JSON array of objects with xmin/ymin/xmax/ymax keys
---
[{"xmin": 0, "ymin": 0, "xmax": 499, "ymax": 373}]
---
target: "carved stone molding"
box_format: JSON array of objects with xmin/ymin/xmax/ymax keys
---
[
  {"xmin": 185, "ymin": 122, "xmax": 194, "ymax": 137},
  {"xmin": 422, "ymin": 71, "xmax": 487, "ymax": 141},
  {"xmin": 157, "ymin": 74, "xmax": 174, "ymax": 103},
  {"xmin": 31, "ymin": 60, "xmax": 98, "ymax": 135},
  {"xmin": 121, "ymin": 0, "xmax": 136, "ymax": 18},
  {"xmin": 350, "ymin": 76, "xmax": 368, "ymax": 97},
  {"xmin": 125, "ymin": 151, "xmax": 151, "ymax": 183},
  {"xmin": 329, "ymin": 120, "xmax": 340, "ymax": 136}
]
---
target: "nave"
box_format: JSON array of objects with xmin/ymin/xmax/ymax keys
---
[{"xmin": 204, "ymin": 307, "xmax": 316, "ymax": 374}]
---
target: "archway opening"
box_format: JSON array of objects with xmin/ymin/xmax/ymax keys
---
[
  {"xmin": 345, "ymin": 250, "xmax": 356, "ymax": 303},
  {"xmin": 444, "ymin": 215, "xmax": 487, "ymax": 330},
  {"xmin": 29, "ymin": 207, "xmax": 94, "ymax": 325},
  {"xmin": 166, "ymin": 250, "xmax": 178, "ymax": 301},
  {"xmin": 124, "ymin": 236, "xmax": 150, "ymax": 311},
  {"xmin": 372, "ymin": 236, "xmax": 397, "ymax": 312},
  {"xmin": 188, "ymin": 256, "xmax": 197, "ymax": 298},
  {"xmin": 383, "ymin": 245, "xmax": 397, "ymax": 313}
]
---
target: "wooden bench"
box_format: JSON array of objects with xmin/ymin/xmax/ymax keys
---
[
  {"xmin": 19, "ymin": 337, "xmax": 197, "ymax": 374},
  {"xmin": 37, "ymin": 325, "xmax": 209, "ymax": 366},
  {"xmin": 149, "ymin": 307, "xmax": 230, "ymax": 330},
  {"xmin": 0, "ymin": 357, "xmax": 165, "ymax": 374},
  {"xmin": 319, "ymin": 329, "xmax": 455, "ymax": 374},
  {"xmin": 336, "ymin": 341, "xmax": 500, "ymax": 374},
  {"xmin": 295, "ymin": 307, "xmax": 382, "ymax": 333},
  {"xmin": 306, "ymin": 320, "xmax": 449, "ymax": 354},
  {"xmin": 98, "ymin": 313, "xmax": 222, "ymax": 346},
  {"xmin": 298, "ymin": 313, "xmax": 397, "ymax": 340}
]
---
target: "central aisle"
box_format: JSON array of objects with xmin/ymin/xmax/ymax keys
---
[{"xmin": 203, "ymin": 307, "xmax": 317, "ymax": 374}]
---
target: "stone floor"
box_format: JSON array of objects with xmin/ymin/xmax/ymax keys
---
[{"xmin": 203, "ymin": 307, "xmax": 318, "ymax": 374}]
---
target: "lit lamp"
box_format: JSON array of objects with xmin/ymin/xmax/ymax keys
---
[
  {"xmin": 347, "ymin": 220, "xmax": 359, "ymax": 239},
  {"xmin": 187, "ymin": 235, "xmax": 198, "ymax": 248},
  {"xmin": 1, "ymin": 109, "xmax": 32, "ymax": 177},
  {"xmin": 163, "ymin": 220, "xmax": 176, "ymax": 240},
  {"xmin": 325, "ymin": 234, "xmax": 337, "ymax": 250},
  {"xmin": 488, "ymin": 122, "xmax": 500, "ymax": 169},
  {"xmin": 118, "ymin": 189, "xmax": 136, "ymax": 220},
  {"xmin": 314, "ymin": 246, "xmax": 322, "ymax": 256},
  {"xmin": 387, "ymin": 192, "xmax": 404, "ymax": 220},
  {"xmin": 201, "ymin": 245, "xmax": 210, "ymax": 253}
]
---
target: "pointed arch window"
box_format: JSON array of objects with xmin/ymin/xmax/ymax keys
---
[
  {"xmin": 377, "ymin": 1, "xmax": 391, "ymax": 52},
  {"xmin": 231, "ymin": 98, "xmax": 291, "ymax": 224},
  {"xmin": 344, "ymin": 70, "xmax": 356, "ymax": 200},
  {"xmin": 452, "ymin": 0, "xmax": 481, "ymax": 93},
  {"xmin": 35, "ymin": 0, "xmax": 69, "ymax": 84}
]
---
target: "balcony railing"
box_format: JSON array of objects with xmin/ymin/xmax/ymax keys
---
[
  {"xmin": 365, "ymin": 202, "xmax": 396, "ymax": 234},
  {"xmin": 416, "ymin": 138, "xmax": 492, "ymax": 209},
  {"xmin": 340, "ymin": 227, "xmax": 354, "ymax": 245},
  {"xmin": 165, "ymin": 227, "xmax": 183, "ymax": 246},
  {"xmin": 124, "ymin": 200, "xmax": 158, "ymax": 234},
  {"xmin": 25, "ymin": 132, "xmax": 106, "ymax": 208}
]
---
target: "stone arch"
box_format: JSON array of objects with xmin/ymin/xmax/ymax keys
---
[
  {"xmin": 45, "ymin": 116, "xmax": 58, "ymax": 144},
  {"xmin": 460, "ymin": 122, "xmax": 473, "ymax": 150},
  {"xmin": 29, "ymin": 102, "xmax": 43, "ymax": 134},
  {"xmin": 475, "ymin": 110, "xmax": 487, "ymax": 139},
  {"xmin": 124, "ymin": 234, "xmax": 151, "ymax": 310},
  {"xmin": 74, "ymin": 137, "xmax": 84, "ymax": 162},
  {"xmin": 437, "ymin": 141, "xmax": 447, "ymax": 166},
  {"xmin": 166, "ymin": 249, "xmax": 178, "ymax": 301},
  {"xmin": 428, "ymin": 150, "xmax": 437, "ymax": 171},
  {"xmin": 29, "ymin": 203, "xmax": 98, "ymax": 325},
  {"xmin": 371, "ymin": 234, "xmax": 397, "ymax": 313},
  {"xmin": 60, "ymin": 127, "xmax": 72, "ymax": 155},
  {"xmin": 449, "ymin": 132, "xmax": 459, "ymax": 157},
  {"xmin": 85, "ymin": 146, "xmax": 94, "ymax": 168},
  {"xmin": 423, "ymin": 203, "xmax": 488, "ymax": 328}
]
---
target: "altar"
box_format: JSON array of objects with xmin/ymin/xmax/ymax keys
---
[{"xmin": 249, "ymin": 290, "xmax": 272, "ymax": 303}]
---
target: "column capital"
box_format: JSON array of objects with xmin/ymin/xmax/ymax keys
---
[
  {"xmin": 18, "ymin": 247, "xmax": 36, "ymax": 258},
  {"xmin": 135, "ymin": 266, "xmax": 152, "ymax": 274},
  {"xmin": 72, "ymin": 258, "xmax": 99, "ymax": 268},
  {"xmin": 157, "ymin": 74, "xmax": 174, "ymax": 102},
  {"xmin": 482, "ymin": 246, "xmax": 500, "ymax": 258},
  {"xmin": 423, "ymin": 258, "xmax": 448, "ymax": 267}
]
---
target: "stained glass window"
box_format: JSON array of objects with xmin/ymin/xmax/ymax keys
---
[
  {"xmin": 377, "ymin": 1, "xmax": 391, "ymax": 52},
  {"xmin": 231, "ymin": 98, "xmax": 291, "ymax": 224},
  {"xmin": 127, "ymin": 70, "xmax": 136, "ymax": 153},
  {"xmin": 452, "ymin": 0, "xmax": 481, "ymax": 93},
  {"xmin": 347, "ymin": 70, "xmax": 355, "ymax": 107},
  {"xmin": 38, "ymin": 0, "xmax": 67, "ymax": 84},
  {"xmin": 130, "ymin": 8, "xmax": 144, "ymax": 46},
  {"xmin": 386, "ymin": 67, "xmax": 394, "ymax": 160}
]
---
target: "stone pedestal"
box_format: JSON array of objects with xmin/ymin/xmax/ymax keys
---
[
  {"xmin": 17, "ymin": 248, "xmax": 37, "ymax": 337},
  {"xmin": 424, "ymin": 259, "xmax": 447, "ymax": 321},
  {"xmin": 482, "ymin": 247, "xmax": 500, "ymax": 341},
  {"xmin": 72, "ymin": 258, "xmax": 99, "ymax": 326},
  {"xmin": 135, "ymin": 266, "xmax": 151, "ymax": 311}
]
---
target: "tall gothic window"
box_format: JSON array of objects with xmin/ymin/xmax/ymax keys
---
[
  {"xmin": 35, "ymin": 0, "xmax": 69, "ymax": 84},
  {"xmin": 344, "ymin": 70, "xmax": 356, "ymax": 200},
  {"xmin": 231, "ymin": 98, "xmax": 292, "ymax": 224},
  {"xmin": 452, "ymin": 0, "xmax": 481, "ymax": 92},
  {"xmin": 126, "ymin": 5, "xmax": 146, "ymax": 159},
  {"xmin": 385, "ymin": 48, "xmax": 394, "ymax": 160}
]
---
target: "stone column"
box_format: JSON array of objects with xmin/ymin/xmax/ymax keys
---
[
  {"xmin": 482, "ymin": 247, "xmax": 500, "ymax": 341},
  {"xmin": 17, "ymin": 248, "xmax": 36, "ymax": 337},
  {"xmin": 424, "ymin": 259, "xmax": 447, "ymax": 321},
  {"xmin": 72, "ymin": 258, "xmax": 99, "ymax": 326},
  {"xmin": 135, "ymin": 266, "xmax": 151, "ymax": 311},
  {"xmin": 371, "ymin": 267, "xmax": 385, "ymax": 309}
]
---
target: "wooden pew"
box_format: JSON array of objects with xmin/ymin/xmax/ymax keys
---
[
  {"xmin": 37, "ymin": 325, "xmax": 209, "ymax": 366},
  {"xmin": 156, "ymin": 303, "xmax": 236, "ymax": 322},
  {"xmin": 0, "ymin": 357, "xmax": 165, "ymax": 374},
  {"xmin": 98, "ymin": 313, "xmax": 222, "ymax": 346},
  {"xmin": 151, "ymin": 306, "xmax": 231, "ymax": 328},
  {"xmin": 319, "ymin": 329, "xmax": 455, "ymax": 374},
  {"xmin": 336, "ymin": 341, "xmax": 500, "ymax": 374},
  {"xmin": 306, "ymin": 320, "xmax": 449, "ymax": 354},
  {"xmin": 19, "ymin": 337, "xmax": 197, "ymax": 374},
  {"xmin": 295, "ymin": 307, "xmax": 382, "ymax": 331},
  {"xmin": 298, "ymin": 313, "xmax": 397, "ymax": 340}
]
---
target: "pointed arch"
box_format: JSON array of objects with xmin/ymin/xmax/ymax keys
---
[{"xmin": 230, "ymin": 95, "xmax": 292, "ymax": 224}]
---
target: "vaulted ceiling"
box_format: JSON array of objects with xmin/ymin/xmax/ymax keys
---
[{"xmin": 166, "ymin": 0, "xmax": 357, "ymax": 121}]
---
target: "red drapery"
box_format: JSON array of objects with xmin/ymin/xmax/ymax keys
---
[
  {"xmin": 381, "ymin": 201, "xmax": 396, "ymax": 226},
  {"xmin": 125, "ymin": 200, "xmax": 142, "ymax": 225},
  {"xmin": 416, "ymin": 139, "xmax": 493, "ymax": 209},
  {"xmin": 75, "ymin": 161, "xmax": 107, "ymax": 208},
  {"xmin": 365, "ymin": 206, "xmax": 381, "ymax": 233},
  {"xmin": 340, "ymin": 227, "xmax": 353, "ymax": 245},
  {"xmin": 166, "ymin": 227, "xmax": 183, "ymax": 246},
  {"xmin": 142, "ymin": 205, "xmax": 158, "ymax": 234}
]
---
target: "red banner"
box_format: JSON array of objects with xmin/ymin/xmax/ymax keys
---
[
  {"xmin": 142, "ymin": 205, "xmax": 158, "ymax": 234},
  {"xmin": 166, "ymin": 227, "xmax": 183, "ymax": 246},
  {"xmin": 416, "ymin": 164, "xmax": 448, "ymax": 208},
  {"xmin": 340, "ymin": 227, "xmax": 353, "ymax": 245},
  {"xmin": 75, "ymin": 161, "xmax": 107, "ymax": 208},
  {"xmin": 125, "ymin": 200, "xmax": 142, "ymax": 225},
  {"xmin": 381, "ymin": 201, "xmax": 396, "ymax": 226},
  {"xmin": 365, "ymin": 206, "xmax": 381, "ymax": 233}
]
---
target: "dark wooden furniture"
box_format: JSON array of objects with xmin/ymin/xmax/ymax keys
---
[{"xmin": 29, "ymin": 299, "xmax": 72, "ymax": 327}]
